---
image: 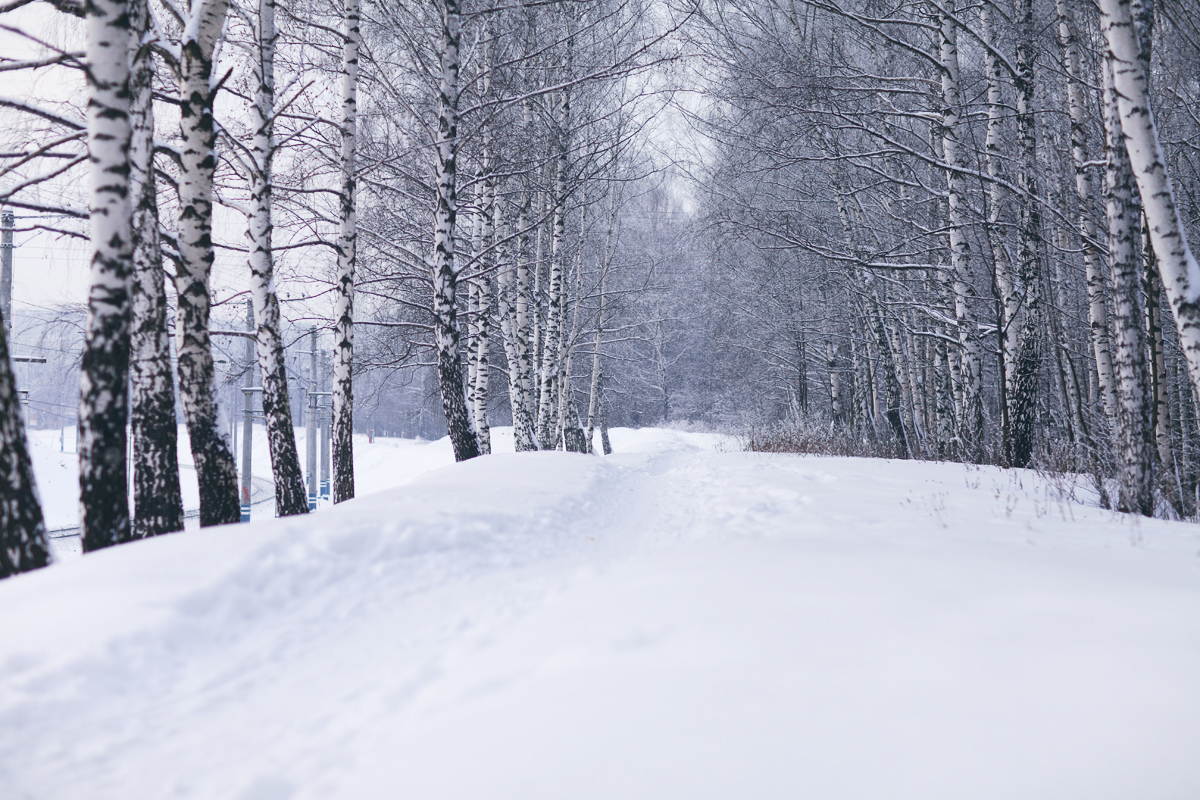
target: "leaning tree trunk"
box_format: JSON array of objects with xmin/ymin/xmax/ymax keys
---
[
  {"xmin": 1102, "ymin": 52, "xmax": 1155, "ymax": 515},
  {"xmin": 177, "ymin": 0, "xmax": 241, "ymax": 526},
  {"xmin": 79, "ymin": 0, "xmax": 135, "ymax": 550},
  {"xmin": 247, "ymin": 0, "xmax": 307, "ymax": 516},
  {"xmin": 432, "ymin": 0, "xmax": 479, "ymax": 462},
  {"xmin": 332, "ymin": 0, "xmax": 360, "ymax": 502},
  {"xmin": 129, "ymin": 0, "xmax": 184, "ymax": 538},
  {"xmin": 1098, "ymin": 0, "xmax": 1200, "ymax": 401},
  {"xmin": 1144, "ymin": 239, "xmax": 1173, "ymax": 472},
  {"xmin": 0, "ymin": 306, "xmax": 49, "ymax": 578}
]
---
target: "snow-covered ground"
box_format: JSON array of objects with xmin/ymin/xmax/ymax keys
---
[{"xmin": 2, "ymin": 428, "xmax": 1198, "ymax": 799}]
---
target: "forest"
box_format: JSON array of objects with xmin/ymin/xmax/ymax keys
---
[{"xmin": 2, "ymin": 0, "xmax": 1199, "ymax": 579}]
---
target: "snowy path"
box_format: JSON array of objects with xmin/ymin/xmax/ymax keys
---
[{"xmin": 1, "ymin": 429, "xmax": 1198, "ymax": 799}]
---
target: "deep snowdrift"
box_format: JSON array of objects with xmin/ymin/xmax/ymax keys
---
[{"xmin": 1, "ymin": 428, "xmax": 1198, "ymax": 799}]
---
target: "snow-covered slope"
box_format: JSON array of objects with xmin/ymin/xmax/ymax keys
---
[{"xmin": 1, "ymin": 429, "xmax": 1198, "ymax": 799}]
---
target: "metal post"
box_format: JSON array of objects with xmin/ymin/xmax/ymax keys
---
[
  {"xmin": 306, "ymin": 327, "xmax": 318, "ymax": 510},
  {"xmin": 320, "ymin": 351, "xmax": 331, "ymax": 501},
  {"xmin": 1, "ymin": 208, "xmax": 12, "ymax": 336},
  {"xmin": 241, "ymin": 299, "xmax": 255, "ymax": 522}
]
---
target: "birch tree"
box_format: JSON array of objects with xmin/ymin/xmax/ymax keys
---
[
  {"xmin": 129, "ymin": 0, "xmax": 185, "ymax": 537},
  {"xmin": 0, "ymin": 304, "xmax": 49, "ymax": 577},
  {"xmin": 177, "ymin": 0, "xmax": 241, "ymax": 525},
  {"xmin": 79, "ymin": 0, "xmax": 135, "ymax": 549},
  {"xmin": 1006, "ymin": 0, "xmax": 1044, "ymax": 469},
  {"xmin": 331, "ymin": 0, "xmax": 360, "ymax": 502},
  {"xmin": 1098, "ymin": 0, "xmax": 1200, "ymax": 400},
  {"xmin": 936, "ymin": 0, "xmax": 983, "ymax": 459},
  {"xmin": 1102, "ymin": 53, "xmax": 1154, "ymax": 515},
  {"xmin": 431, "ymin": 0, "xmax": 479, "ymax": 462},
  {"xmin": 1056, "ymin": 0, "xmax": 1117, "ymax": 429},
  {"xmin": 241, "ymin": 0, "xmax": 308, "ymax": 517}
]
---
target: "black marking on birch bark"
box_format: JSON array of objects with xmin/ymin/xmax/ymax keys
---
[
  {"xmin": 80, "ymin": 0, "xmax": 135, "ymax": 550},
  {"xmin": 176, "ymin": 0, "xmax": 240, "ymax": 526},
  {"xmin": 129, "ymin": 0, "xmax": 183, "ymax": 538},
  {"xmin": 432, "ymin": 0, "xmax": 479, "ymax": 462}
]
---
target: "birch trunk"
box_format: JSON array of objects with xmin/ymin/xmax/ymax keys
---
[
  {"xmin": 560, "ymin": 211, "xmax": 586, "ymax": 452},
  {"xmin": 1057, "ymin": 0, "xmax": 1118, "ymax": 427},
  {"xmin": 586, "ymin": 183, "xmax": 618, "ymax": 452},
  {"xmin": 129, "ymin": 0, "xmax": 184, "ymax": 538},
  {"xmin": 530, "ymin": 192, "xmax": 545, "ymax": 417},
  {"xmin": 495, "ymin": 215, "xmax": 525, "ymax": 445},
  {"xmin": 598, "ymin": 379, "xmax": 612, "ymax": 455},
  {"xmin": 510, "ymin": 181, "xmax": 538, "ymax": 450},
  {"xmin": 472, "ymin": 272, "xmax": 492, "ymax": 454},
  {"xmin": 872, "ymin": 293, "xmax": 910, "ymax": 458},
  {"xmin": 332, "ymin": 0, "xmax": 359, "ymax": 502},
  {"xmin": 497, "ymin": 205, "xmax": 538, "ymax": 450},
  {"xmin": 1144, "ymin": 242, "xmax": 1173, "ymax": 470},
  {"xmin": 243, "ymin": 0, "xmax": 306, "ymax": 517},
  {"xmin": 981, "ymin": 0, "xmax": 1018, "ymax": 450},
  {"xmin": 0, "ymin": 305, "xmax": 49, "ymax": 577},
  {"xmin": 80, "ymin": 0, "xmax": 134, "ymax": 549},
  {"xmin": 1102, "ymin": 52, "xmax": 1156, "ymax": 515},
  {"xmin": 537, "ymin": 145, "xmax": 567, "ymax": 448},
  {"xmin": 431, "ymin": 0, "xmax": 479, "ymax": 462},
  {"xmin": 1007, "ymin": 0, "xmax": 1044, "ymax": 468},
  {"xmin": 1098, "ymin": 0, "xmax": 1200, "ymax": 400},
  {"xmin": 937, "ymin": 0, "xmax": 983, "ymax": 460},
  {"xmin": 177, "ymin": 0, "xmax": 240, "ymax": 526}
]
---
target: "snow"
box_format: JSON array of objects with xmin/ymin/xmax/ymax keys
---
[{"xmin": 2, "ymin": 428, "xmax": 1199, "ymax": 799}]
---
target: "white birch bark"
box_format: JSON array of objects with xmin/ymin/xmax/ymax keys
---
[
  {"xmin": 246, "ymin": 0, "xmax": 307, "ymax": 516},
  {"xmin": 80, "ymin": 0, "xmax": 135, "ymax": 549},
  {"xmin": 1102, "ymin": 52, "xmax": 1155, "ymax": 515},
  {"xmin": 129, "ymin": 0, "xmax": 184, "ymax": 537},
  {"xmin": 495, "ymin": 205, "xmax": 536, "ymax": 450},
  {"xmin": 937, "ymin": 0, "xmax": 983, "ymax": 460},
  {"xmin": 536, "ymin": 138, "xmax": 567, "ymax": 448},
  {"xmin": 431, "ymin": 0, "xmax": 479, "ymax": 462},
  {"xmin": 177, "ymin": 0, "xmax": 241, "ymax": 526},
  {"xmin": 1144, "ymin": 239, "xmax": 1173, "ymax": 471},
  {"xmin": 1056, "ymin": 0, "xmax": 1118, "ymax": 429},
  {"xmin": 560, "ymin": 210, "xmax": 587, "ymax": 452},
  {"xmin": 1062, "ymin": 14, "xmax": 1110, "ymax": 413},
  {"xmin": 332, "ymin": 0, "xmax": 359, "ymax": 502},
  {"xmin": 1098, "ymin": 0, "xmax": 1200, "ymax": 402},
  {"xmin": 507, "ymin": 195, "xmax": 538, "ymax": 450},
  {"xmin": 472, "ymin": 271, "xmax": 492, "ymax": 454},
  {"xmin": 980, "ymin": 0, "xmax": 1019, "ymax": 447},
  {"xmin": 466, "ymin": 218, "xmax": 480, "ymax": 421}
]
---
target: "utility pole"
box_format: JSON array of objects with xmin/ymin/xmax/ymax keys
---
[
  {"xmin": 306, "ymin": 328, "xmax": 317, "ymax": 510},
  {"xmin": 320, "ymin": 350, "xmax": 331, "ymax": 501},
  {"xmin": 301, "ymin": 328, "xmax": 332, "ymax": 511},
  {"xmin": 1, "ymin": 208, "xmax": 13, "ymax": 337},
  {"xmin": 241, "ymin": 299, "xmax": 256, "ymax": 522}
]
